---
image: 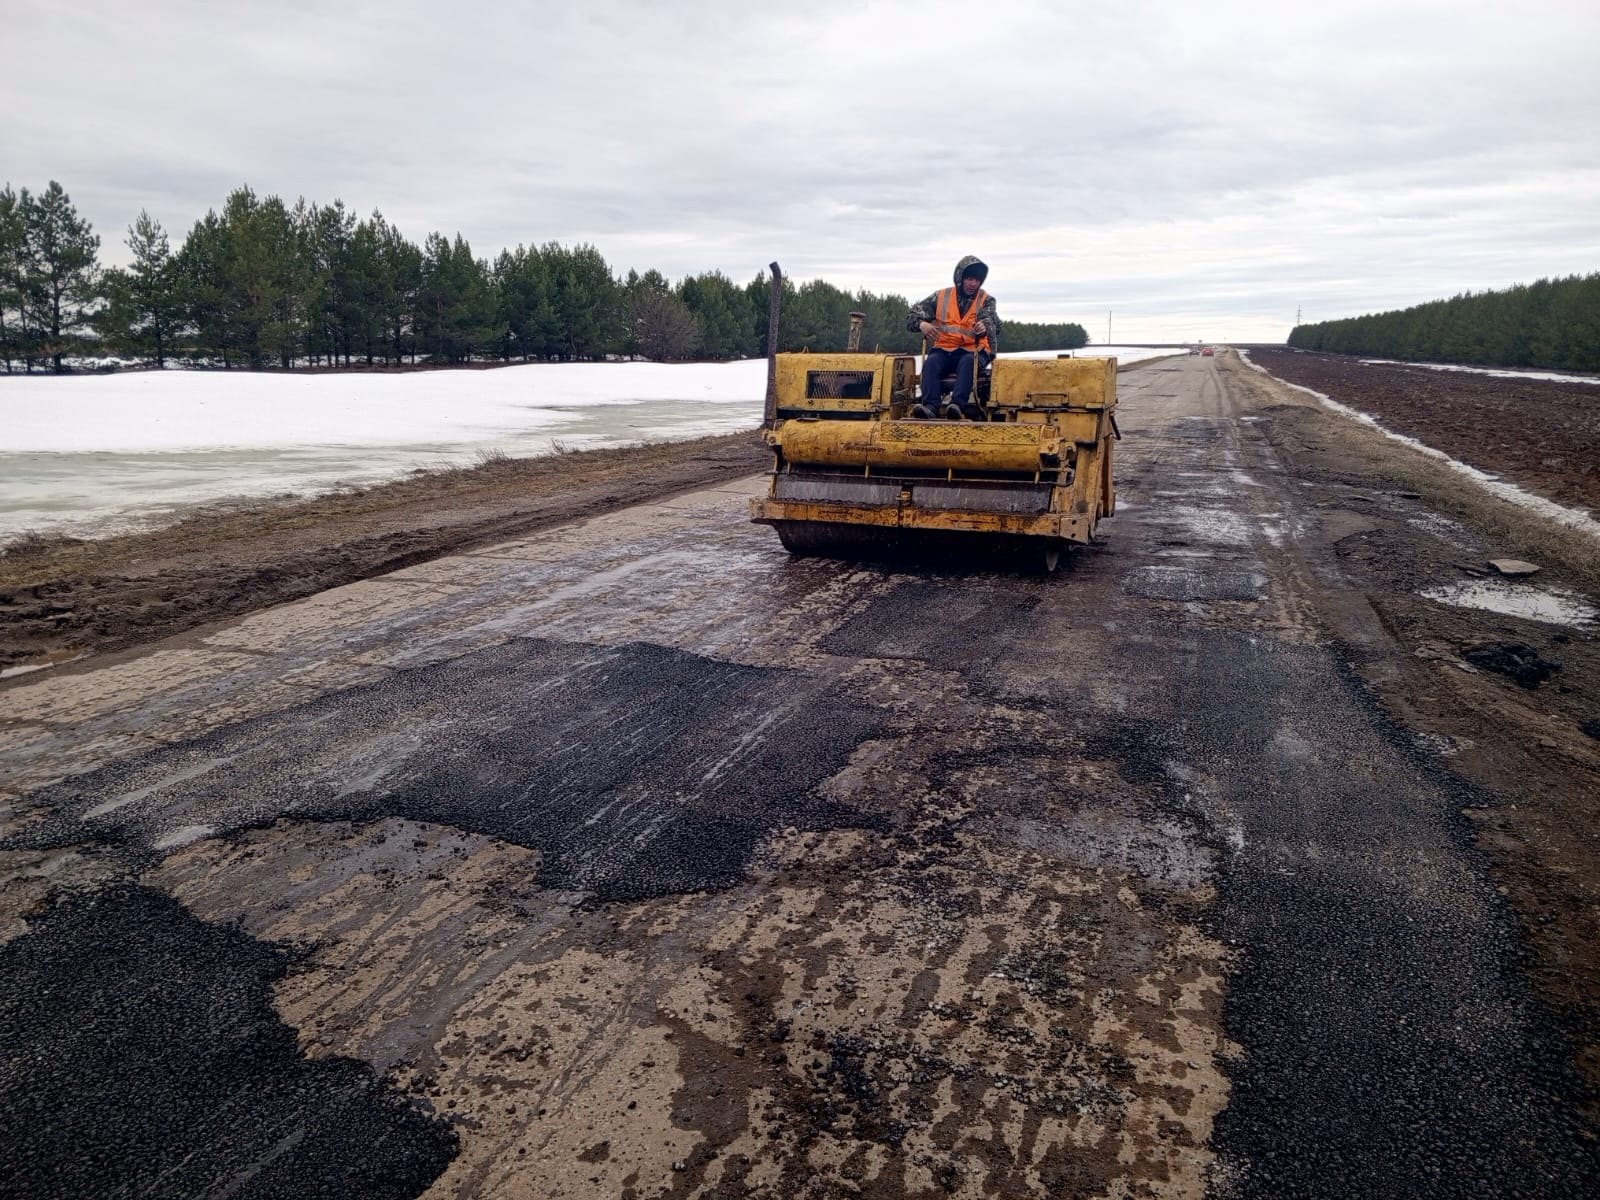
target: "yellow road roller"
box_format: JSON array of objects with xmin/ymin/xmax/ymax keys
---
[{"xmin": 748, "ymin": 273, "xmax": 1118, "ymax": 572}]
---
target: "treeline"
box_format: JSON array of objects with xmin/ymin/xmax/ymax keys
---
[
  {"xmin": 1288, "ymin": 273, "xmax": 1600, "ymax": 372},
  {"xmin": 0, "ymin": 180, "xmax": 1088, "ymax": 372}
]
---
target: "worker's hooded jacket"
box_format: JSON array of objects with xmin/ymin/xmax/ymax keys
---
[{"xmin": 906, "ymin": 255, "xmax": 1001, "ymax": 352}]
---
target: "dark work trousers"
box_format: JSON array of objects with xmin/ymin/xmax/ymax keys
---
[{"xmin": 920, "ymin": 346, "xmax": 976, "ymax": 409}]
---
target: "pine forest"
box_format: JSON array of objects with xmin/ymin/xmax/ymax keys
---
[
  {"xmin": 0, "ymin": 181, "xmax": 1089, "ymax": 373},
  {"xmin": 1288, "ymin": 273, "xmax": 1600, "ymax": 372}
]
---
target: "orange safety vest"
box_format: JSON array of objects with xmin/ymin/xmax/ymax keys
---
[{"xmin": 932, "ymin": 286, "xmax": 992, "ymax": 353}]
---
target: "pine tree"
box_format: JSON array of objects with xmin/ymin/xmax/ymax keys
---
[
  {"xmin": 678, "ymin": 272, "xmax": 747, "ymax": 358},
  {"xmin": 23, "ymin": 181, "xmax": 101, "ymax": 372},
  {"xmin": 375, "ymin": 216, "xmax": 422, "ymax": 364},
  {"xmin": 418, "ymin": 233, "xmax": 495, "ymax": 363},
  {"xmin": 306, "ymin": 200, "xmax": 356, "ymax": 365},
  {"xmin": 545, "ymin": 243, "xmax": 622, "ymax": 359},
  {"xmin": 174, "ymin": 208, "xmax": 234, "ymax": 365},
  {"xmin": 0, "ymin": 186, "xmax": 28, "ymax": 372},
  {"xmin": 106, "ymin": 211, "xmax": 180, "ymax": 365},
  {"xmin": 345, "ymin": 216, "xmax": 383, "ymax": 364}
]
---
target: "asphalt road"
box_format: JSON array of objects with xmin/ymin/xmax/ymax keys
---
[{"xmin": 2, "ymin": 354, "xmax": 1595, "ymax": 1199}]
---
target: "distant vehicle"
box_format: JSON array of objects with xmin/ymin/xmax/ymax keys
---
[{"xmin": 1201, "ymin": 346, "xmax": 1215, "ymax": 357}]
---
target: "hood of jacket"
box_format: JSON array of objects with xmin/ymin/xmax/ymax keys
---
[{"xmin": 952, "ymin": 255, "xmax": 989, "ymax": 286}]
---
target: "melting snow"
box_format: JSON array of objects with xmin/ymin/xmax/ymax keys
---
[{"xmin": 1358, "ymin": 358, "xmax": 1600, "ymax": 386}]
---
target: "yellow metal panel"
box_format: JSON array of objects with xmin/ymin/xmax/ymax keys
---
[
  {"xmin": 1100, "ymin": 435, "xmax": 1116, "ymax": 516},
  {"xmin": 1055, "ymin": 411, "xmax": 1104, "ymax": 446},
  {"xmin": 989, "ymin": 357, "xmax": 1117, "ymax": 409},
  {"xmin": 772, "ymin": 352, "xmax": 916, "ymax": 415}
]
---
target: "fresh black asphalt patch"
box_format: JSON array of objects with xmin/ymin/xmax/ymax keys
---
[
  {"xmin": 0, "ymin": 883, "xmax": 456, "ymax": 1200},
  {"xmin": 8, "ymin": 637, "xmax": 889, "ymax": 901},
  {"xmin": 1115, "ymin": 629, "xmax": 1600, "ymax": 1196}
]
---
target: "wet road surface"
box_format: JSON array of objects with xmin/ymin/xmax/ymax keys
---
[{"xmin": 2, "ymin": 355, "xmax": 1595, "ymax": 1198}]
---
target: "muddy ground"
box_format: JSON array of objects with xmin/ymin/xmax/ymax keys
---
[{"xmin": 0, "ymin": 433, "xmax": 771, "ymax": 672}]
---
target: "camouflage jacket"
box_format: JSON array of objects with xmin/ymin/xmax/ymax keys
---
[{"xmin": 905, "ymin": 289, "xmax": 1001, "ymax": 351}]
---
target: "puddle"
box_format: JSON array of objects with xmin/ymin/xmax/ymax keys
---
[{"xmin": 1420, "ymin": 579, "xmax": 1598, "ymax": 628}]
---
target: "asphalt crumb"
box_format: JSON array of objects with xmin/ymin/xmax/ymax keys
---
[
  {"xmin": 0, "ymin": 882, "xmax": 456, "ymax": 1200},
  {"xmin": 1463, "ymin": 641, "xmax": 1563, "ymax": 690}
]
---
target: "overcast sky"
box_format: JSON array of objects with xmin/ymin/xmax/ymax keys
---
[{"xmin": 5, "ymin": 0, "xmax": 1597, "ymax": 341}]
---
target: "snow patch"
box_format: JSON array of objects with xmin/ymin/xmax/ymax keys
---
[
  {"xmin": 1358, "ymin": 358, "xmax": 1600, "ymax": 386},
  {"xmin": 152, "ymin": 824, "xmax": 219, "ymax": 850}
]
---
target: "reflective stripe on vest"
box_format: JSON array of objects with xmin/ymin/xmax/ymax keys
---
[{"xmin": 933, "ymin": 286, "xmax": 991, "ymax": 353}]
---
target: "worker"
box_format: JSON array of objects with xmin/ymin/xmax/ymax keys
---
[{"xmin": 906, "ymin": 255, "xmax": 1001, "ymax": 419}]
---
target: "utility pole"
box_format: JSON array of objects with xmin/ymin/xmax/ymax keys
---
[
  {"xmin": 1106, "ymin": 310, "xmax": 1112, "ymax": 347},
  {"xmin": 1295, "ymin": 305, "xmax": 1302, "ymax": 326}
]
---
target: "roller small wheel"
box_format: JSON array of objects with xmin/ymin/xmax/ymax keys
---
[{"xmin": 1039, "ymin": 545, "xmax": 1061, "ymax": 574}]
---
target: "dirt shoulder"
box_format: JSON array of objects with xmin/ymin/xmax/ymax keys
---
[{"xmin": 0, "ymin": 431, "xmax": 770, "ymax": 674}]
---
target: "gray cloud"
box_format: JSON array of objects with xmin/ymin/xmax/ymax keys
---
[{"xmin": 4, "ymin": 0, "xmax": 1596, "ymax": 340}]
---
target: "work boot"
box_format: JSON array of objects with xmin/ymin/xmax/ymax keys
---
[
  {"xmin": 910, "ymin": 403, "xmax": 934, "ymax": 419},
  {"xmin": 940, "ymin": 403, "xmax": 964, "ymax": 420}
]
